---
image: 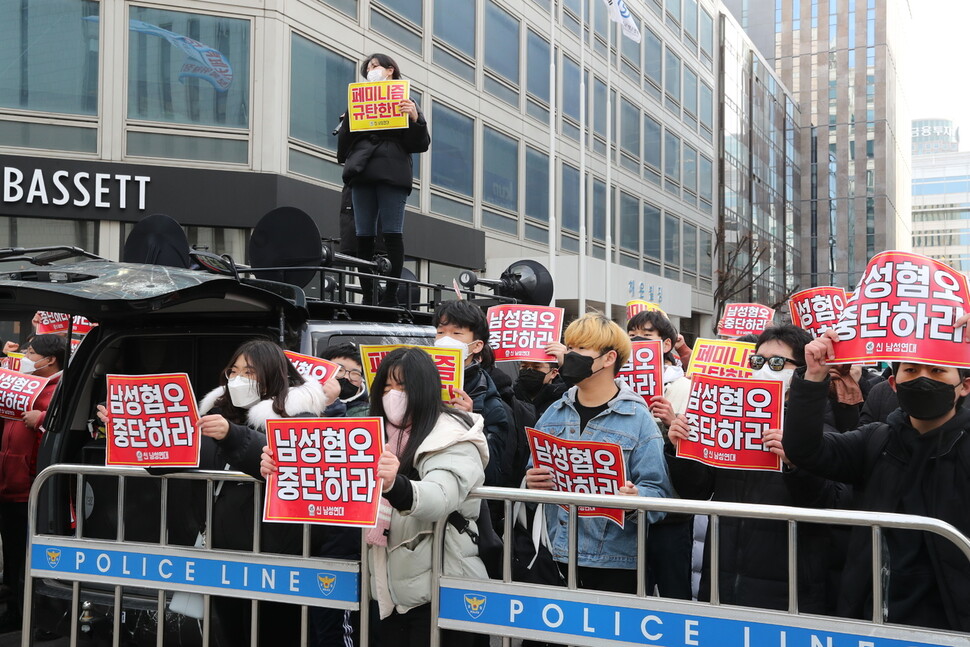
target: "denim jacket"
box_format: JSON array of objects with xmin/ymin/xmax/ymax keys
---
[{"xmin": 535, "ymin": 379, "xmax": 673, "ymax": 570}]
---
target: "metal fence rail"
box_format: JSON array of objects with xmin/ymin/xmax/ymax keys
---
[
  {"xmin": 432, "ymin": 487, "xmax": 970, "ymax": 647},
  {"xmin": 24, "ymin": 464, "xmax": 369, "ymax": 647}
]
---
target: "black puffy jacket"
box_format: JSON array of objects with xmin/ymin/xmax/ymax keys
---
[{"xmin": 337, "ymin": 105, "xmax": 430, "ymax": 191}]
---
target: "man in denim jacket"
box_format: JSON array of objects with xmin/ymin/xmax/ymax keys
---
[{"xmin": 525, "ymin": 313, "xmax": 673, "ymax": 594}]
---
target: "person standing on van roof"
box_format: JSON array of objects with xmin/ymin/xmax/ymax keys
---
[
  {"xmin": 0, "ymin": 334, "xmax": 66, "ymax": 633},
  {"xmin": 337, "ymin": 52, "xmax": 430, "ymax": 308}
]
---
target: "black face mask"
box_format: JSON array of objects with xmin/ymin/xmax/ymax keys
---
[
  {"xmin": 337, "ymin": 378, "xmax": 362, "ymax": 401},
  {"xmin": 517, "ymin": 368, "xmax": 546, "ymax": 396},
  {"xmin": 558, "ymin": 352, "xmax": 604, "ymax": 387},
  {"xmin": 895, "ymin": 376, "xmax": 959, "ymax": 420}
]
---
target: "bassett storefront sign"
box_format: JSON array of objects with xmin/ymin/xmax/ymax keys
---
[{"xmin": 3, "ymin": 166, "xmax": 150, "ymax": 210}]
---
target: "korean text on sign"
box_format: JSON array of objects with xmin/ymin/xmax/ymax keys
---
[
  {"xmin": 617, "ymin": 340, "xmax": 665, "ymax": 400},
  {"xmin": 347, "ymin": 80, "xmax": 410, "ymax": 132},
  {"xmin": 788, "ymin": 286, "xmax": 847, "ymax": 338},
  {"xmin": 105, "ymin": 373, "xmax": 201, "ymax": 467},
  {"xmin": 284, "ymin": 351, "xmax": 340, "ymax": 384},
  {"xmin": 263, "ymin": 417, "xmax": 384, "ymax": 527},
  {"xmin": 0, "ymin": 367, "xmax": 48, "ymax": 420},
  {"xmin": 676, "ymin": 373, "xmax": 784, "ymax": 472},
  {"xmin": 35, "ymin": 312, "xmax": 96, "ymax": 335},
  {"xmin": 625, "ymin": 300, "xmax": 666, "ymax": 321},
  {"xmin": 686, "ymin": 338, "xmax": 755, "ymax": 379},
  {"xmin": 830, "ymin": 251, "xmax": 970, "ymax": 367},
  {"xmin": 0, "ymin": 353, "xmax": 22, "ymax": 372},
  {"xmin": 487, "ymin": 305, "xmax": 564, "ymax": 362},
  {"xmin": 359, "ymin": 344, "xmax": 464, "ymax": 401},
  {"xmin": 526, "ymin": 427, "xmax": 627, "ymax": 528},
  {"xmin": 718, "ymin": 303, "xmax": 775, "ymax": 338}
]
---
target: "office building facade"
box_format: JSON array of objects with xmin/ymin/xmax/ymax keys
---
[
  {"xmin": 912, "ymin": 118, "xmax": 959, "ymax": 157},
  {"xmin": 912, "ymin": 147, "xmax": 970, "ymax": 275}
]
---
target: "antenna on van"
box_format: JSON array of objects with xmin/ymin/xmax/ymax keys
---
[
  {"xmin": 457, "ymin": 260, "xmax": 554, "ymax": 306},
  {"xmin": 248, "ymin": 207, "xmax": 323, "ymax": 288},
  {"xmin": 122, "ymin": 214, "xmax": 192, "ymax": 268}
]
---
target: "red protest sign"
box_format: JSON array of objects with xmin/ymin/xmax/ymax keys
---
[
  {"xmin": 35, "ymin": 312, "xmax": 95, "ymax": 335},
  {"xmin": 284, "ymin": 351, "xmax": 340, "ymax": 384},
  {"xmin": 526, "ymin": 427, "xmax": 627, "ymax": 528},
  {"xmin": 0, "ymin": 353, "xmax": 22, "ymax": 372},
  {"xmin": 676, "ymin": 373, "xmax": 784, "ymax": 471},
  {"xmin": 617, "ymin": 340, "xmax": 665, "ymax": 400},
  {"xmin": 718, "ymin": 303, "xmax": 775, "ymax": 337},
  {"xmin": 105, "ymin": 374, "xmax": 201, "ymax": 467},
  {"xmin": 263, "ymin": 417, "xmax": 384, "ymax": 526},
  {"xmin": 0, "ymin": 367, "xmax": 49, "ymax": 420},
  {"xmin": 788, "ymin": 287, "xmax": 847, "ymax": 338},
  {"xmin": 487, "ymin": 305, "xmax": 564, "ymax": 362},
  {"xmin": 830, "ymin": 251, "xmax": 970, "ymax": 367}
]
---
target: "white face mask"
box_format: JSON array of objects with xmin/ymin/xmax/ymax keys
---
[
  {"xmin": 434, "ymin": 335, "xmax": 471, "ymax": 365},
  {"xmin": 366, "ymin": 67, "xmax": 387, "ymax": 82},
  {"xmin": 227, "ymin": 375, "xmax": 261, "ymax": 408},
  {"xmin": 751, "ymin": 366, "xmax": 795, "ymax": 391}
]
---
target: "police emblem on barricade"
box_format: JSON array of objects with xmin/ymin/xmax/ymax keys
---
[
  {"xmin": 317, "ymin": 573, "xmax": 337, "ymax": 596},
  {"xmin": 463, "ymin": 593, "xmax": 487, "ymax": 619},
  {"xmin": 46, "ymin": 548, "xmax": 62, "ymax": 568}
]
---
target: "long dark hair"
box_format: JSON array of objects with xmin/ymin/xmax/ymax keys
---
[
  {"xmin": 360, "ymin": 53, "xmax": 403, "ymax": 79},
  {"xmin": 213, "ymin": 340, "xmax": 305, "ymax": 424},
  {"xmin": 369, "ymin": 347, "xmax": 472, "ymax": 474}
]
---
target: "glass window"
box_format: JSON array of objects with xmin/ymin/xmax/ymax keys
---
[
  {"xmin": 128, "ymin": 7, "xmax": 250, "ymax": 128},
  {"xmin": 700, "ymin": 81, "xmax": 713, "ymax": 131},
  {"xmin": 643, "ymin": 113, "xmax": 662, "ymax": 169},
  {"xmin": 644, "ymin": 28, "xmax": 663, "ymax": 90},
  {"xmin": 0, "ymin": 0, "xmax": 99, "ymax": 115},
  {"xmin": 684, "ymin": 0, "xmax": 698, "ymax": 42},
  {"xmin": 667, "ymin": 0, "xmax": 682, "ymax": 25},
  {"xmin": 700, "ymin": 9, "xmax": 714, "ymax": 58},
  {"xmin": 485, "ymin": 1, "xmax": 519, "ymax": 84},
  {"xmin": 0, "ymin": 216, "xmax": 97, "ymax": 253},
  {"xmin": 431, "ymin": 102, "xmax": 474, "ymax": 197},
  {"xmin": 699, "ymin": 154, "xmax": 713, "ymax": 203},
  {"xmin": 620, "ymin": 192, "xmax": 639, "ymax": 252},
  {"xmin": 290, "ymin": 35, "xmax": 356, "ymax": 151},
  {"xmin": 700, "ymin": 229, "xmax": 712, "ymax": 276},
  {"xmin": 371, "ymin": 10, "xmax": 422, "ymax": 53},
  {"xmin": 593, "ymin": 178, "xmax": 606, "ymax": 241},
  {"xmin": 683, "ymin": 145, "xmax": 697, "ymax": 195},
  {"xmin": 643, "ymin": 203, "xmax": 661, "ymax": 260},
  {"xmin": 620, "ymin": 98, "xmax": 640, "ymax": 157},
  {"xmin": 665, "ymin": 48, "xmax": 681, "ymax": 105},
  {"xmin": 525, "ymin": 147, "xmax": 549, "ymax": 221},
  {"xmin": 527, "ymin": 30, "xmax": 550, "ymax": 102},
  {"xmin": 664, "ymin": 130, "xmax": 680, "ymax": 181},
  {"xmin": 562, "ymin": 163, "xmax": 580, "ymax": 232},
  {"xmin": 665, "ymin": 214, "xmax": 680, "ymax": 267},
  {"xmin": 376, "ymin": 0, "xmax": 421, "ymax": 24},
  {"xmin": 683, "ymin": 66, "xmax": 698, "ymax": 116},
  {"xmin": 683, "ymin": 222, "xmax": 697, "ymax": 273},
  {"xmin": 434, "ymin": 0, "xmax": 475, "ymax": 57},
  {"xmin": 621, "ymin": 16, "xmax": 641, "ymax": 67},
  {"xmin": 563, "ymin": 56, "xmax": 581, "ymax": 121},
  {"xmin": 593, "ymin": 78, "xmax": 607, "ymax": 138},
  {"xmin": 483, "ymin": 127, "xmax": 518, "ymax": 211}
]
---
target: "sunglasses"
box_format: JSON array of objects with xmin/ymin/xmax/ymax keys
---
[{"xmin": 748, "ymin": 354, "xmax": 799, "ymax": 371}]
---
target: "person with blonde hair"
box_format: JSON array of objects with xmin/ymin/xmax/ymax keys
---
[{"xmin": 525, "ymin": 313, "xmax": 673, "ymax": 595}]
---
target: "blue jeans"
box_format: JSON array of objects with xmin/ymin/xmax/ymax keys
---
[{"xmin": 352, "ymin": 183, "xmax": 408, "ymax": 236}]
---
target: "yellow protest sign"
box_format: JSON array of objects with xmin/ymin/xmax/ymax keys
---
[
  {"xmin": 359, "ymin": 344, "xmax": 463, "ymax": 401},
  {"xmin": 347, "ymin": 80, "xmax": 410, "ymax": 132}
]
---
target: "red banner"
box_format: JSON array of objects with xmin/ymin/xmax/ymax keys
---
[
  {"xmin": 830, "ymin": 251, "xmax": 970, "ymax": 367},
  {"xmin": 676, "ymin": 373, "xmax": 784, "ymax": 471},
  {"xmin": 718, "ymin": 303, "xmax": 775, "ymax": 338},
  {"xmin": 263, "ymin": 417, "xmax": 384, "ymax": 526},
  {"xmin": 526, "ymin": 427, "xmax": 627, "ymax": 527},
  {"xmin": 105, "ymin": 374, "xmax": 201, "ymax": 467},
  {"xmin": 487, "ymin": 305, "xmax": 564, "ymax": 362},
  {"xmin": 788, "ymin": 286, "xmax": 847, "ymax": 338},
  {"xmin": 35, "ymin": 312, "xmax": 95, "ymax": 335},
  {"xmin": 616, "ymin": 340, "xmax": 665, "ymax": 400},
  {"xmin": 0, "ymin": 367, "xmax": 49, "ymax": 420},
  {"xmin": 284, "ymin": 351, "xmax": 340, "ymax": 383}
]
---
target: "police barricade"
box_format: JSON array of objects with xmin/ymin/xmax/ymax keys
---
[
  {"xmin": 24, "ymin": 464, "xmax": 370, "ymax": 647},
  {"xmin": 433, "ymin": 488, "xmax": 970, "ymax": 647}
]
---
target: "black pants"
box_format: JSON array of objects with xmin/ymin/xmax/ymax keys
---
[
  {"xmin": 646, "ymin": 517, "xmax": 693, "ymax": 599},
  {"xmin": 0, "ymin": 501, "xmax": 28, "ymax": 617},
  {"xmin": 376, "ymin": 603, "xmax": 487, "ymax": 647}
]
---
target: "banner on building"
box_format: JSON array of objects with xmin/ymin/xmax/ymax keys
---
[
  {"xmin": 347, "ymin": 80, "xmax": 410, "ymax": 132},
  {"xmin": 830, "ymin": 251, "xmax": 970, "ymax": 367},
  {"xmin": 686, "ymin": 338, "xmax": 756, "ymax": 379},
  {"xmin": 717, "ymin": 303, "xmax": 775, "ymax": 338},
  {"xmin": 487, "ymin": 305, "xmax": 564, "ymax": 362},
  {"xmin": 676, "ymin": 373, "xmax": 784, "ymax": 471},
  {"xmin": 284, "ymin": 351, "xmax": 340, "ymax": 384},
  {"xmin": 105, "ymin": 373, "xmax": 201, "ymax": 467},
  {"xmin": 526, "ymin": 427, "xmax": 627, "ymax": 527},
  {"xmin": 788, "ymin": 287, "xmax": 847, "ymax": 338},
  {"xmin": 263, "ymin": 417, "xmax": 383, "ymax": 527},
  {"xmin": 616, "ymin": 340, "xmax": 665, "ymax": 400},
  {"xmin": 360, "ymin": 344, "xmax": 464, "ymax": 400}
]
